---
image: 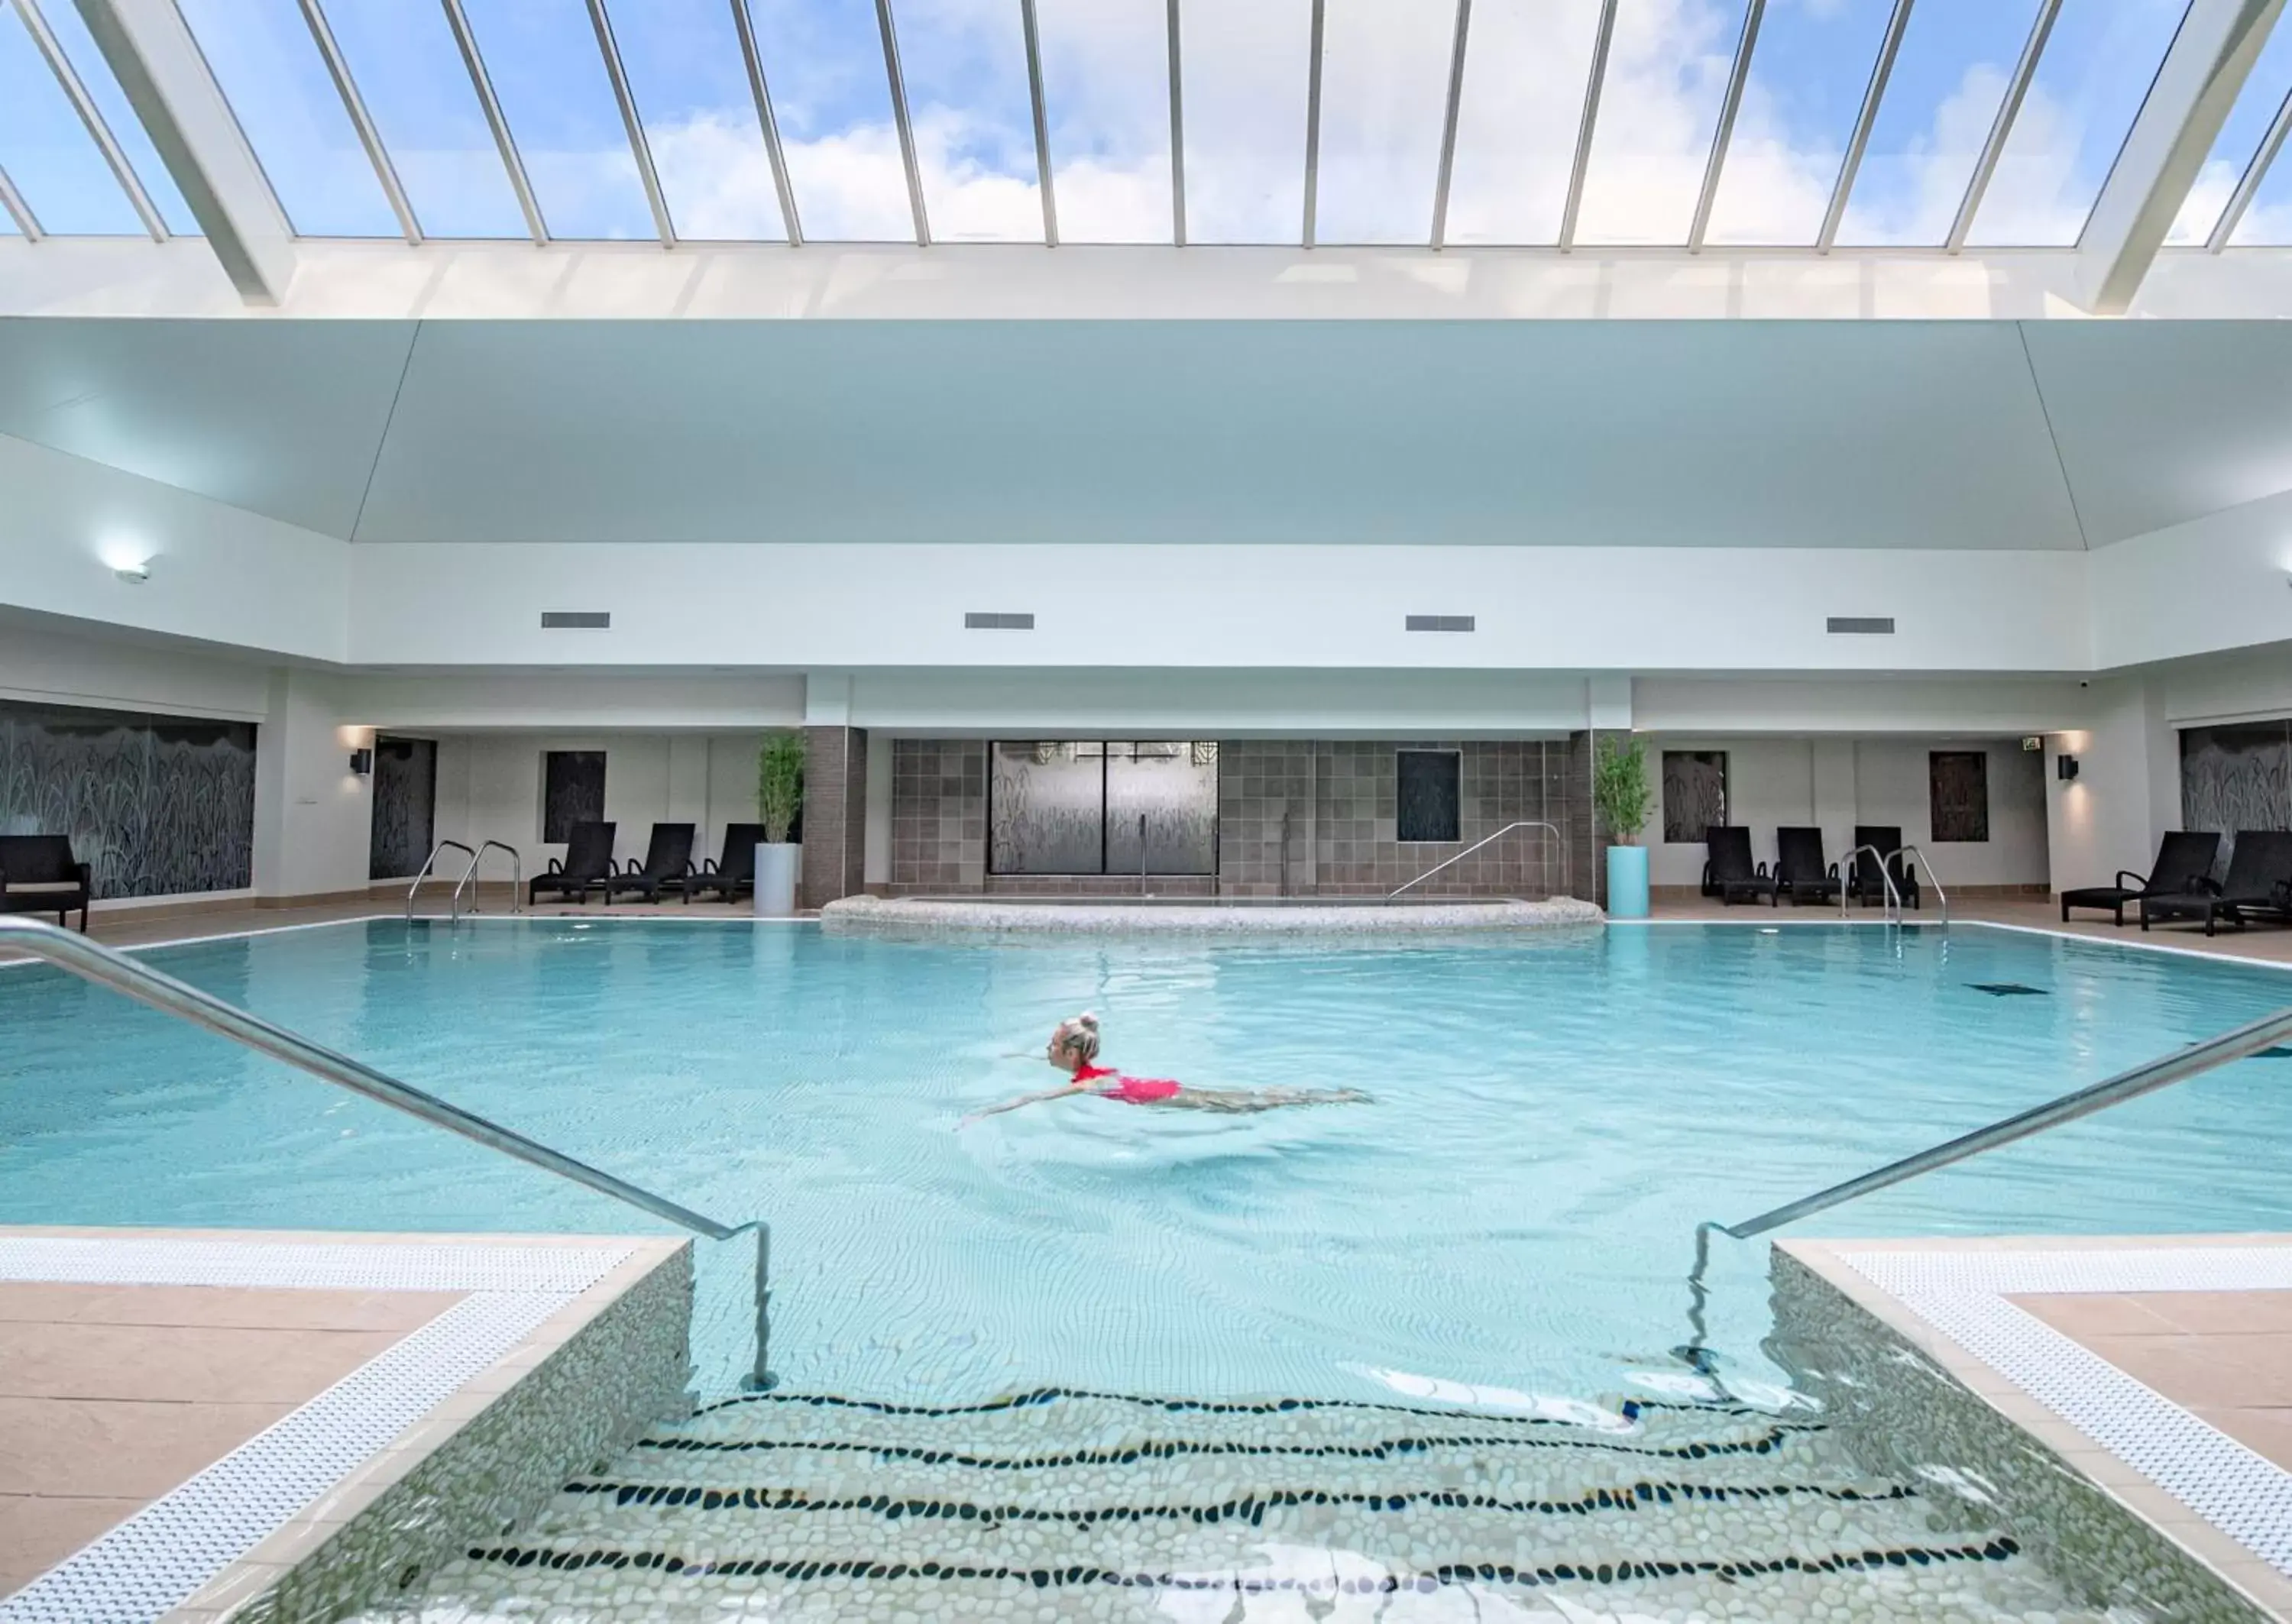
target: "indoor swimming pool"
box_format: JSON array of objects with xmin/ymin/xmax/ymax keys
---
[{"xmin": 2, "ymin": 918, "xmax": 2287, "ymax": 1409}]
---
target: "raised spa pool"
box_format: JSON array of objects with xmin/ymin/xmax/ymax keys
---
[{"xmin": 2, "ymin": 918, "xmax": 2287, "ymax": 1402}]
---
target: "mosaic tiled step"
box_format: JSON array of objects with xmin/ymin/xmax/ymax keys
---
[{"xmin": 393, "ymin": 1386, "xmax": 2109, "ymax": 1622}]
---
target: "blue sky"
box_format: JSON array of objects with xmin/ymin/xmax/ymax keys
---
[{"xmin": 9, "ymin": 0, "xmax": 2277, "ymax": 247}]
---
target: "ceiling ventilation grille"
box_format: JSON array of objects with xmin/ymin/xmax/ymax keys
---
[
  {"xmin": 964, "ymin": 612, "xmax": 1035, "ymax": 629},
  {"xmin": 540, "ymin": 611, "xmax": 610, "ymax": 629},
  {"xmin": 1826, "ymin": 616, "xmax": 1895, "ymax": 635},
  {"xmin": 1406, "ymin": 614, "xmax": 1475, "ymax": 632}
]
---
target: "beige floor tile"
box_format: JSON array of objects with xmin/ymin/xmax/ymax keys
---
[
  {"xmin": 2010, "ymin": 1291, "xmax": 2183, "ymax": 1338},
  {"xmin": 2077, "ymin": 1334, "xmax": 2292, "ymax": 1408},
  {"xmin": 0, "ymin": 1284, "xmax": 461, "ymax": 1333},
  {"xmin": 2186, "ymin": 1406, "xmax": 2292, "ymax": 1472},
  {"xmin": 2125, "ymin": 1290, "xmax": 2292, "ymax": 1336},
  {"xmin": 0, "ymin": 1492, "xmax": 145, "ymax": 1596},
  {"xmin": 0, "ymin": 1322, "xmax": 402, "ymax": 1404},
  {"xmin": 0, "ymin": 1397, "xmax": 290, "ymax": 1499}
]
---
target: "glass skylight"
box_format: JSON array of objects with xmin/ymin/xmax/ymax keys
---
[
  {"xmin": 1442, "ymin": 0, "xmax": 1604, "ymax": 246},
  {"xmin": 1833, "ymin": 0, "xmax": 2044, "ymax": 246},
  {"xmin": 2167, "ymin": 13, "xmax": 2292, "ymax": 244},
  {"xmin": 1175, "ymin": 0, "xmax": 1310, "ymax": 243},
  {"xmin": 26, "ymin": 0, "xmax": 2281, "ymax": 252},
  {"xmin": 1703, "ymin": 0, "xmax": 1897, "ymax": 247},
  {"xmin": 606, "ymin": 0, "xmax": 787, "ymax": 241},
  {"xmin": 1967, "ymin": 0, "xmax": 2192, "ymax": 247},
  {"xmin": 33, "ymin": 0, "xmax": 199, "ymax": 234},
  {"xmin": 319, "ymin": 0, "xmax": 532, "ymax": 238},
  {"xmin": 746, "ymin": 0, "xmax": 916, "ymax": 241},
  {"xmin": 890, "ymin": 0, "xmax": 1042, "ymax": 242},
  {"xmin": 1035, "ymin": 0, "xmax": 1174, "ymax": 244},
  {"xmin": 177, "ymin": 0, "xmax": 399, "ymax": 237},
  {"xmin": 1312, "ymin": 0, "xmax": 1455, "ymax": 244},
  {"xmin": 0, "ymin": 0, "xmax": 145, "ymax": 234}
]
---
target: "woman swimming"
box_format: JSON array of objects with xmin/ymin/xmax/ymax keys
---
[{"xmin": 960, "ymin": 1012, "xmax": 1370, "ymax": 1126}]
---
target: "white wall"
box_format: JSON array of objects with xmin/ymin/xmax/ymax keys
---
[
  {"xmin": 1643, "ymin": 734, "xmax": 2050, "ymax": 888},
  {"xmin": 2092, "ymin": 487, "xmax": 2292, "ymax": 670},
  {"xmin": 343, "ymin": 673, "xmax": 803, "ymax": 731},
  {"xmin": 348, "ymin": 543, "xmax": 2093, "ymax": 674},
  {"xmin": 0, "ymin": 619, "xmax": 274, "ymax": 720},
  {"xmin": 251, "ymin": 668, "xmax": 373, "ymax": 898},
  {"xmin": 2044, "ymin": 676, "xmax": 2181, "ymax": 898},
  {"xmin": 0, "ymin": 432, "xmax": 348, "ymax": 662},
  {"xmin": 2157, "ymin": 642, "xmax": 2292, "ymax": 727},
  {"xmin": 424, "ymin": 732, "xmax": 763, "ymax": 876}
]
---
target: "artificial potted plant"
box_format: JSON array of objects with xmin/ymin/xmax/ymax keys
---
[
  {"xmin": 754, "ymin": 730, "xmax": 805, "ymax": 917},
  {"xmin": 1594, "ymin": 734, "xmax": 1652, "ymax": 920}
]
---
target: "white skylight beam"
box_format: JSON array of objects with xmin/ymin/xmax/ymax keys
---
[
  {"xmin": 0, "ymin": 158, "xmax": 39, "ymax": 238},
  {"xmin": 1302, "ymin": 0, "xmax": 1325, "ymax": 246},
  {"xmin": 583, "ymin": 0, "xmax": 673, "ymax": 246},
  {"xmin": 14, "ymin": 0, "xmax": 163, "ymax": 239},
  {"xmin": 1020, "ymin": 0, "xmax": 1057, "ymax": 245},
  {"xmin": 1819, "ymin": 0, "xmax": 1915, "ymax": 254},
  {"xmin": 1688, "ymin": 0, "xmax": 1766, "ymax": 252},
  {"xmin": 1557, "ymin": 0, "xmax": 1617, "ymax": 251},
  {"xmin": 439, "ymin": 0, "xmax": 545, "ymax": 244},
  {"xmin": 2212, "ymin": 79, "xmax": 2292, "ymax": 247},
  {"xmin": 727, "ymin": 0, "xmax": 800, "ymax": 245},
  {"xmin": 1166, "ymin": 0, "xmax": 1185, "ymax": 246},
  {"xmin": 874, "ymin": 0, "xmax": 929, "ymax": 245},
  {"xmin": 297, "ymin": 0, "xmax": 419, "ymax": 244},
  {"xmin": 1429, "ymin": 0, "xmax": 1472, "ymax": 249},
  {"xmin": 1946, "ymin": 0, "xmax": 2061, "ymax": 252}
]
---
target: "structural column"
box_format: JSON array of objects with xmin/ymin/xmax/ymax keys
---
[{"xmin": 798, "ymin": 675, "xmax": 868, "ymax": 911}]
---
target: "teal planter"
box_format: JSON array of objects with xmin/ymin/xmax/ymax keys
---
[{"xmin": 1605, "ymin": 844, "xmax": 1649, "ymax": 919}]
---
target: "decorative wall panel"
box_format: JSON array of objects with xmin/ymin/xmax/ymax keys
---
[
  {"xmin": 1661, "ymin": 750, "xmax": 1728, "ymax": 844},
  {"xmin": 2182, "ymin": 722, "xmax": 2290, "ymax": 876},
  {"xmin": 1396, "ymin": 750, "xmax": 1462, "ymax": 843},
  {"xmin": 541, "ymin": 752, "xmax": 606, "ymax": 843},
  {"xmin": 367, "ymin": 735, "xmax": 437, "ymax": 880},
  {"xmin": 1104, "ymin": 742, "xmax": 1217, "ymax": 875},
  {"xmin": 1929, "ymin": 750, "xmax": 1990, "ymax": 843},
  {"xmin": 0, "ymin": 699, "xmax": 255, "ymax": 898}
]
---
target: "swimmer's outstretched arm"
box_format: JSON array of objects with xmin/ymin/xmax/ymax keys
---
[{"xmin": 959, "ymin": 1085, "xmax": 1078, "ymax": 1128}]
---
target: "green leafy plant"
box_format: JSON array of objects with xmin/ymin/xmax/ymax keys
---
[
  {"xmin": 757, "ymin": 731, "xmax": 806, "ymax": 846},
  {"xmin": 1593, "ymin": 735, "xmax": 1651, "ymax": 844}
]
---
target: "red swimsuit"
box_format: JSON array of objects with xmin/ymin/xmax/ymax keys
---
[{"xmin": 1074, "ymin": 1064, "xmax": 1181, "ymax": 1105}]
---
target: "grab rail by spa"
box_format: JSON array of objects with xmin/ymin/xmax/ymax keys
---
[
  {"xmin": 0, "ymin": 915, "xmax": 772, "ymax": 1389},
  {"xmin": 1837, "ymin": 843, "xmax": 1904, "ymax": 921},
  {"xmin": 406, "ymin": 839, "xmax": 474, "ymax": 921},
  {"xmin": 1389, "ymin": 821, "xmax": 1569, "ymax": 902},
  {"xmin": 1717, "ymin": 1003, "xmax": 2292, "ymax": 1240},
  {"xmin": 451, "ymin": 839, "xmax": 523, "ymax": 919}
]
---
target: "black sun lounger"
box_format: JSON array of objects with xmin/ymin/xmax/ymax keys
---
[
  {"xmin": 1774, "ymin": 827, "xmax": 1841, "ymax": 907},
  {"xmin": 2059, "ymin": 830, "xmax": 2220, "ymax": 927},
  {"xmin": 530, "ymin": 820, "xmax": 617, "ymax": 906},
  {"xmin": 604, "ymin": 823, "xmax": 698, "ymax": 904},
  {"xmin": 2141, "ymin": 830, "xmax": 2292, "ymax": 937},
  {"xmin": 1701, "ymin": 827, "xmax": 1777, "ymax": 906},
  {"xmin": 688, "ymin": 823, "xmax": 762, "ymax": 904}
]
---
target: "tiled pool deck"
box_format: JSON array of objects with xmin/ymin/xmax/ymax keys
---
[
  {"xmin": 1784, "ymin": 1236, "xmax": 2292, "ymax": 1620},
  {"xmin": 0, "ymin": 1229, "xmax": 689, "ymax": 1623}
]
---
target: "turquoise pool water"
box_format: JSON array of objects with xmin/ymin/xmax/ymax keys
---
[{"xmin": 2, "ymin": 918, "xmax": 2287, "ymax": 1404}]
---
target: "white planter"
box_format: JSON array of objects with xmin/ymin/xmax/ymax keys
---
[{"xmin": 754, "ymin": 843, "xmax": 801, "ymax": 917}]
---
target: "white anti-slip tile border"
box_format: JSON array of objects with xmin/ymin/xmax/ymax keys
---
[
  {"xmin": 0, "ymin": 1236, "xmax": 633, "ymax": 1624},
  {"xmin": 1839, "ymin": 1245, "xmax": 2292, "ymax": 1577}
]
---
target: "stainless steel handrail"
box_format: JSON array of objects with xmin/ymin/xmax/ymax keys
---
[
  {"xmin": 1889, "ymin": 843, "xmax": 1947, "ymax": 928},
  {"xmin": 406, "ymin": 839, "xmax": 474, "ymax": 920},
  {"xmin": 1389, "ymin": 820, "xmax": 1569, "ymax": 901},
  {"xmin": 0, "ymin": 915, "xmax": 772, "ymax": 1388},
  {"xmin": 1721, "ymin": 1004, "xmax": 2292, "ymax": 1239},
  {"xmin": 452, "ymin": 839, "xmax": 523, "ymax": 920},
  {"xmin": 1837, "ymin": 843, "xmax": 1903, "ymax": 921}
]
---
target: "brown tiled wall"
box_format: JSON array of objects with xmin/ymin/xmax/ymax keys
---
[
  {"xmin": 889, "ymin": 737, "xmax": 1583, "ymax": 900},
  {"xmin": 1566, "ymin": 730, "xmax": 1601, "ymax": 908},
  {"xmin": 891, "ymin": 739, "xmax": 985, "ymax": 892},
  {"xmin": 1219, "ymin": 740, "xmax": 1576, "ymax": 898},
  {"xmin": 800, "ymin": 726, "xmax": 869, "ymax": 909}
]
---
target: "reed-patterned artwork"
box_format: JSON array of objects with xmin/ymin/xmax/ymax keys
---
[
  {"xmin": 2182, "ymin": 722, "xmax": 2290, "ymax": 875},
  {"xmin": 368, "ymin": 735, "xmax": 438, "ymax": 880},
  {"xmin": 1661, "ymin": 751, "xmax": 1728, "ymax": 844},
  {"xmin": 0, "ymin": 699, "xmax": 256, "ymax": 898}
]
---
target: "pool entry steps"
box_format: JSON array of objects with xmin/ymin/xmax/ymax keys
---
[{"xmin": 402, "ymin": 1383, "xmax": 2096, "ymax": 1620}]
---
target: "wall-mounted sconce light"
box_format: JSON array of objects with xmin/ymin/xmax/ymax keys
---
[
  {"xmin": 349, "ymin": 748, "xmax": 374, "ymax": 776},
  {"xmin": 113, "ymin": 562, "xmax": 151, "ymax": 584},
  {"xmin": 2056, "ymin": 755, "xmax": 2080, "ymax": 782}
]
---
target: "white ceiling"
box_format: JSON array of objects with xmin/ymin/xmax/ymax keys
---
[{"xmin": 1, "ymin": 317, "xmax": 2287, "ymax": 550}]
